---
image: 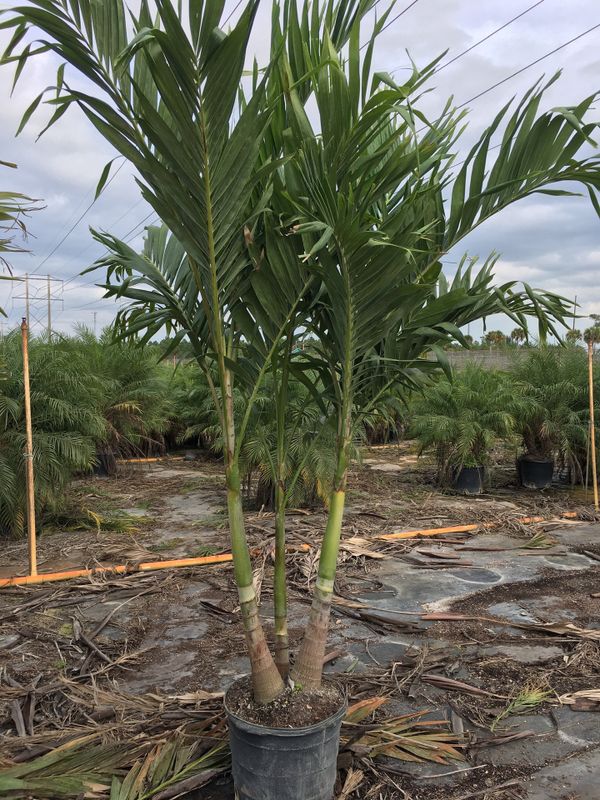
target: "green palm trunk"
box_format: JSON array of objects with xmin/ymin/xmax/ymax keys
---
[
  {"xmin": 226, "ymin": 461, "xmax": 284, "ymax": 702},
  {"xmin": 273, "ymin": 488, "xmax": 289, "ymax": 677},
  {"xmin": 291, "ymin": 434, "xmax": 348, "ymax": 688}
]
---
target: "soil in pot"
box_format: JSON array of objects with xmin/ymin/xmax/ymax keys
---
[
  {"xmin": 225, "ymin": 677, "xmax": 346, "ymax": 800},
  {"xmin": 226, "ymin": 676, "xmax": 343, "ymax": 728},
  {"xmin": 518, "ymin": 456, "xmax": 554, "ymax": 489},
  {"xmin": 452, "ymin": 465, "xmax": 485, "ymax": 495}
]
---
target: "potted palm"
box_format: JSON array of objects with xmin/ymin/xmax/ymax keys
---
[
  {"xmin": 411, "ymin": 366, "xmax": 518, "ymax": 494},
  {"xmin": 512, "ymin": 348, "xmax": 588, "ymax": 488},
  {"xmin": 7, "ymin": 1, "xmax": 600, "ymax": 797}
]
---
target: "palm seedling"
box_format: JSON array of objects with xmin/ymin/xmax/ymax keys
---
[
  {"xmin": 410, "ymin": 365, "xmax": 519, "ymax": 485},
  {"xmin": 7, "ymin": 0, "xmax": 600, "ymax": 729}
]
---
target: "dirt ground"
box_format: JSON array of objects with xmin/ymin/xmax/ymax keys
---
[{"xmin": 1, "ymin": 444, "xmax": 599, "ymax": 799}]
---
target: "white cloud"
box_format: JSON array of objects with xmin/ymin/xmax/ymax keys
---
[{"xmin": 1, "ymin": 0, "xmax": 599, "ymax": 335}]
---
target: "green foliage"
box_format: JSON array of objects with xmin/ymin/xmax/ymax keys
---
[
  {"xmin": 0, "ymin": 330, "xmax": 172, "ymax": 537},
  {"xmin": 410, "ymin": 366, "xmax": 518, "ymax": 481},
  {"xmin": 491, "ymin": 683, "xmax": 552, "ymax": 731},
  {"xmin": 511, "ymin": 346, "xmax": 590, "ymax": 475},
  {"xmin": 64, "ymin": 328, "xmax": 173, "ymax": 471},
  {"xmin": 0, "ymin": 160, "xmax": 42, "ymax": 274},
  {"xmin": 484, "ymin": 330, "xmax": 508, "ymax": 347},
  {"xmin": 584, "ymin": 325, "xmax": 600, "ymax": 344},
  {"xmin": 172, "ymin": 360, "xmax": 338, "ymax": 508},
  {"xmin": 0, "ymin": 332, "xmax": 104, "ymax": 537},
  {"xmin": 5, "ymin": 0, "xmax": 600, "ymax": 693}
]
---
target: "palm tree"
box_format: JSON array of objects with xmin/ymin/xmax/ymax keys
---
[
  {"xmin": 584, "ymin": 320, "xmax": 600, "ymax": 345},
  {"xmin": 485, "ymin": 330, "xmax": 508, "ymax": 348},
  {"xmin": 410, "ymin": 366, "xmax": 518, "ymax": 483},
  {"xmin": 6, "ymin": 0, "xmax": 600, "ymax": 705},
  {"xmin": 512, "ymin": 347, "xmax": 588, "ymax": 478},
  {"xmin": 267, "ymin": 48, "xmax": 597, "ymax": 688},
  {"xmin": 511, "ymin": 327, "xmax": 526, "ymax": 344},
  {"xmin": 566, "ymin": 328, "xmax": 582, "ymax": 343}
]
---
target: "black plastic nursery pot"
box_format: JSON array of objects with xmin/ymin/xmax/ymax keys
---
[
  {"xmin": 225, "ymin": 682, "xmax": 347, "ymax": 800},
  {"xmin": 518, "ymin": 456, "xmax": 554, "ymax": 489},
  {"xmin": 452, "ymin": 465, "xmax": 485, "ymax": 495}
]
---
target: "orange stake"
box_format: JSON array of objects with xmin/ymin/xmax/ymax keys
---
[
  {"xmin": 588, "ymin": 339, "xmax": 599, "ymax": 511},
  {"xmin": 21, "ymin": 318, "xmax": 37, "ymax": 577}
]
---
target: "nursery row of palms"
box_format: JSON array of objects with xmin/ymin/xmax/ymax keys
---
[
  {"xmin": 0, "ymin": 330, "xmax": 341, "ymax": 537},
  {"xmin": 0, "ymin": 330, "xmax": 172, "ymax": 537},
  {"xmin": 5, "ymin": 2, "xmax": 600, "ymax": 765},
  {"xmin": 410, "ymin": 347, "xmax": 599, "ymax": 492}
]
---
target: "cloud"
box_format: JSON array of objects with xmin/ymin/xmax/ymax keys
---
[{"xmin": 1, "ymin": 0, "xmax": 599, "ymax": 336}]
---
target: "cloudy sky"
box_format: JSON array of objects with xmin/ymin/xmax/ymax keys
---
[{"xmin": 0, "ymin": 0, "xmax": 599, "ymax": 340}]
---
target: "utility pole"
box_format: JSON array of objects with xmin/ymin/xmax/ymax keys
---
[
  {"xmin": 93, "ymin": 311, "xmax": 97, "ymax": 336},
  {"xmin": 21, "ymin": 317, "xmax": 37, "ymax": 576},
  {"xmin": 11, "ymin": 273, "xmax": 63, "ymax": 337}
]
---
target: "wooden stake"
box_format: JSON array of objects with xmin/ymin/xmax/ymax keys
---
[
  {"xmin": 20, "ymin": 318, "xmax": 37, "ymax": 575},
  {"xmin": 588, "ymin": 339, "xmax": 599, "ymax": 511}
]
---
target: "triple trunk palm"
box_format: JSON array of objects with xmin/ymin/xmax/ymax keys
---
[{"xmin": 5, "ymin": 0, "xmax": 600, "ymax": 704}]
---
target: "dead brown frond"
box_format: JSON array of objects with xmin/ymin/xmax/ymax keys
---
[{"xmin": 342, "ymin": 698, "xmax": 465, "ymax": 765}]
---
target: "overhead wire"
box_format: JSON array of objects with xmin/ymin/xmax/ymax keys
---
[
  {"xmin": 456, "ymin": 21, "xmax": 600, "ymax": 109},
  {"xmin": 424, "ymin": 0, "xmax": 545, "ymax": 76},
  {"xmin": 30, "ymin": 159, "xmax": 126, "ymax": 276},
  {"xmin": 360, "ymin": 0, "xmax": 421, "ymax": 50}
]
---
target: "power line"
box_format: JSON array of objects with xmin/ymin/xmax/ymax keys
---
[
  {"xmin": 30, "ymin": 160, "xmax": 125, "ymax": 276},
  {"xmin": 422, "ymin": 0, "xmax": 546, "ymax": 76},
  {"xmin": 458, "ymin": 22, "xmax": 600, "ymax": 108},
  {"xmin": 64, "ymin": 196, "xmax": 144, "ymax": 267},
  {"xmin": 62, "ymin": 210, "xmax": 157, "ymax": 291},
  {"xmin": 361, "ymin": 0, "xmax": 421, "ymax": 50},
  {"xmin": 223, "ymin": 0, "xmax": 245, "ymax": 26},
  {"xmin": 411, "ymin": 21, "xmax": 600, "ymax": 145}
]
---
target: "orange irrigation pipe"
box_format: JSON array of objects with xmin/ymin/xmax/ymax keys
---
[
  {"xmin": 0, "ymin": 554, "xmax": 234, "ymax": 588},
  {"xmin": 0, "ymin": 544, "xmax": 312, "ymax": 588},
  {"xmin": 115, "ymin": 456, "xmax": 186, "ymax": 464},
  {"xmin": 377, "ymin": 511, "xmax": 579, "ymax": 541},
  {"xmin": 378, "ymin": 524, "xmax": 479, "ymax": 540}
]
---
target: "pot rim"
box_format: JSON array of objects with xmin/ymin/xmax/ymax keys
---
[
  {"xmin": 224, "ymin": 678, "xmax": 348, "ymax": 736},
  {"xmin": 518, "ymin": 454, "xmax": 554, "ymax": 464}
]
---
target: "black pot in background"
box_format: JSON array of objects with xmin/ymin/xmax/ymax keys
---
[
  {"xmin": 518, "ymin": 456, "xmax": 554, "ymax": 489},
  {"xmin": 225, "ymin": 683, "xmax": 346, "ymax": 800},
  {"xmin": 453, "ymin": 465, "xmax": 485, "ymax": 495}
]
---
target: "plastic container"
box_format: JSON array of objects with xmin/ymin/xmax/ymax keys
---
[
  {"xmin": 225, "ymin": 683, "xmax": 346, "ymax": 800},
  {"xmin": 518, "ymin": 456, "xmax": 554, "ymax": 489},
  {"xmin": 453, "ymin": 465, "xmax": 485, "ymax": 494}
]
